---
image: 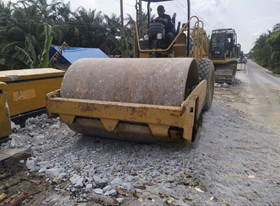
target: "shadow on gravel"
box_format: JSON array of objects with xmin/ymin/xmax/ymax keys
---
[{"xmin": 76, "ymin": 134, "xmax": 195, "ymax": 155}]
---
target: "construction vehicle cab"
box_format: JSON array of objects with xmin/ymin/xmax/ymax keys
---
[
  {"xmin": 138, "ymin": 1, "xmax": 176, "ymax": 55},
  {"xmin": 210, "ymin": 28, "xmax": 239, "ymax": 59},
  {"xmin": 136, "ymin": 0, "xmax": 194, "ymax": 58},
  {"xmin": 210, "ymin": 28, "xmax": 241, "ymax": 84},
  {"xmin": 135, "ymin": 0, "xmax": 210, "ymax": 59}
]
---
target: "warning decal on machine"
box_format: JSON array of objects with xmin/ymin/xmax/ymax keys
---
[{"xmin": 13, "ymin": 89, "xmax": 36, "ymax": 101}]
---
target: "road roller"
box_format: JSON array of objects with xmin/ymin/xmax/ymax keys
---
[{"xmin": 46, "ymin": 0, "xmax": 214, "ymax": 143}]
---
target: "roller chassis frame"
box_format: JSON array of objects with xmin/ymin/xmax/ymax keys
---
[{"xmin": 47, "ymin": 80, "xmax": 207, "ymax": 143}]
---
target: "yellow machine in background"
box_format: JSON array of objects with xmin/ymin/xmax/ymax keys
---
[
  {"xmin": 0, "ymin": 82, "xmax": 12, "ymax": 138},
  {"xmin": 47, "ymin": 0, "xmax": 214, "ymax": 143},
  {"xmin": 210, "ymin": 28, "xmax": 241, "ymax": 84},
  {"xmin": 0, "ymin": 69, "xmax": 64, "ymax": 138}
]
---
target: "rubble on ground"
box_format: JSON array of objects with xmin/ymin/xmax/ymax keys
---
[{"xmin": 1, "ymin": 97, "xmax": 279, "ymax": 205}]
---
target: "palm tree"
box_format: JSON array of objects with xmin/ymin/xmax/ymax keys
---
[
  {"xmin": 0, "ymin": 0, "xmax": 142, "ymax": 69},
  {"xmin": 273, "ymin": 23, "xmax": 280, "ymax": 32},
  {"xmin": 0, "ymin": 1, "xmax": 13, "ymax": 27},
  {"xmin": 13, "ymin": 0, "xmax": 68, "ymax": 45},
  {"xmin": 126, "ymin": 11, "xmax": 154, "ymax": 34},
  {"xmin": 14, "ymin": 0, "xmax": 62, "ymax": 20},
  {"xmin": 70, "ymin": 7, "xmax": 106, "ymax": 48},
  {"xmin": 0, "ymin": 0, "xmax": 59, "ymax": 69},
  {"xmin": 56, "ymin": 2, "xmax": 71, "ymax": 22},
  {"xmin": 104, "ymin": 14, "xmax": 121, "ymax": 35},
  {"xmin": 101, "ymin": 14, "xmax": 121, "ymax": 55}
]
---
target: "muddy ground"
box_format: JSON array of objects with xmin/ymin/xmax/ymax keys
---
[{"xmin": 0, "ymin": 61, "xmax": 279, "ymax": 206}]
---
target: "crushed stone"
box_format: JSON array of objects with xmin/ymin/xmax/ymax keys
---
[{"xmin": 1, "ymin": 99, "xmax": 279, "ymax": 205}]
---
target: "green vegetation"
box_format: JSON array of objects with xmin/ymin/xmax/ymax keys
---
[
  {"xmin": 0, "ymin": 0, "xmax": 146, "ymax": 70},
  {"xmin": 249, "ymin": 23, "xmax": 280, "ymax": 74}
]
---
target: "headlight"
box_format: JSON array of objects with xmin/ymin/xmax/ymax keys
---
[
  {"xmin": 157, "ymin": 33, "xmax": 163, "ymax": 40},
  {"xmin": 144, "ymin": 34, "xmax": 149, "ymax": 41}
]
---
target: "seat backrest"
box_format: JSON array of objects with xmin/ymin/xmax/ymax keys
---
[{"xmin": 149, "ymin": 22, "xmax": 165, "ymax": 39}]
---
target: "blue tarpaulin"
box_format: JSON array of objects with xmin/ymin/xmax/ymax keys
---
[{"xmin": 49, "ymin": 46, "xmax": 108, "ymax": 64}]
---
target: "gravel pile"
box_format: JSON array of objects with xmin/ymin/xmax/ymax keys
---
[
  {"xmin": 1, "ymin": 98, "xmax": 280, "ymax": 205},
  {"xmin": 2, "ymin": 114, "xmax": 213, "ymax": 205},
  {"xmin": 214, "ymin": 78, "xmax": 241, "ymax": 88}
]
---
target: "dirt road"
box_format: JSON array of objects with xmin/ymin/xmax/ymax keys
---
[
  {"xmin": 245, "ymin": 60, "xmax": 280, "ymax": 125},
  {"xmin": 194, "ymin": 61, "xmax": 280, "ymax": 205},
  {"xmin": 0, "ymin": 61, "xmax": 279, "ymax": 206},
  {"xmin": 217, "ymin": 60, "xmax": 280, "ymax": 126}
]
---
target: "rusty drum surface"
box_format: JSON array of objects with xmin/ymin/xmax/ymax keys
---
[{"xmin": 61, "ymin": 58, "xmax": 199, "ymax": 106}]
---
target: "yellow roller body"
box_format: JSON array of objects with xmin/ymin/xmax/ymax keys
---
[{"xmin": 47, "ymin": 58, "xmax": 207, "ymax": 142}]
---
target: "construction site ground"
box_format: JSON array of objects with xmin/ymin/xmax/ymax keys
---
[{"xmin": 0, "ymin": 60, "xmax": 279, "ymax": 206}]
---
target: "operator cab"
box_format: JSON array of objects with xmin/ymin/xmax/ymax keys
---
[
  {"xmin": 136, "ymin": 0, "xmax": 207, "ymax": 59},
  {"xmin": 210, "ymin": 28, "xmax": 239, "ymax": 60},
  {"xmin": 137, "ymin": 0, "xmax": 191, "ymax": 57},
  {"xmin": 140, "ymin": 2, "xmax": 176, "ymax": 51}
]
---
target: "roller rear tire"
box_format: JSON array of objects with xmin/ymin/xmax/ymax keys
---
[{"xmin": 197, "ymin": 58, "xmax": 215, "ymax": 111}]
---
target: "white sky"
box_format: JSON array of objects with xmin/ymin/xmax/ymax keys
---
[{"xmin": 2, "ymin": 0, "xmax": 280, "ymax": 53}]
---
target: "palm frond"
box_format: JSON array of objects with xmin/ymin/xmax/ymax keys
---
[
  {"xmin": 39, "ymin": 24, "xmax": 53, "ymax": 68},
  {"xmin": 14, "ymin": 46, "xmax": 34, "ymax": 68},
  {"xmin": 0, "ymin": 41, "xmax": 22, "ymax": 53}
]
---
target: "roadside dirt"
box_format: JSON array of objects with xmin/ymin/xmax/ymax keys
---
[
  {"xmin": 0, "ymin": 61, "xmax": 279, "ymax": 206},
  {"xmin": 0, "ymin": 151, "xmax": 55, "ymax": 206},
  {"xmin": 216, "ymin": 61, "xmax": 280, "ymax": 127}
]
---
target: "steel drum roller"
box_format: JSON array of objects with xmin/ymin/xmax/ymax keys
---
[{"xmin": 61, "ymin": 58, "xmax": 199, "ymax": 106}]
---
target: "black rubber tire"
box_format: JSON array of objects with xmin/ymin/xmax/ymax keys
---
[{"xmin": 197, "ymin": 58, "xmax": 215, "ymax": 111}]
